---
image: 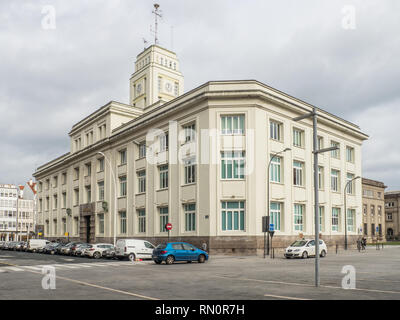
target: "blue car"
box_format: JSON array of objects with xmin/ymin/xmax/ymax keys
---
[{"xmin": 152, "ymin": 242, "xmax": 209, "ymax": 265}]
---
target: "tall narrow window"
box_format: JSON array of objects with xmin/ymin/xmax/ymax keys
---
[
  {"xmin": 221, "ymin": 201, "xmax": 245, "ymax": 231},
  {"xmin": 139, "ymin": 142, "xmax": 146, "ymax": 158},
  {"xmin": 221, "ymin": 151, "xmax": 245, "ymax": 179},
  {"xmin": 85, "ymin": 186, "xmax": 91, "ymax": 203},
  {"xmin": 98, "ymin": 158, "xmax": 104, "ymax": 172},
  {"xmin": 184, "ymin": 203, "xmax": 196, "ymax": 232},
  {"xmin": 184, "ymin": 157, "xmax": 196, "ymax": 184},
  {"xmin": 332, "ymin": 208, "xmax": 340, "ymax": 232},
  {"xmin": 293, "ymin": 128, "xmax": 304, "ymax": 147},
  {"xmin": 221, "ymin": 115, "xmax": 245, "ymax": 135},
  {"xmin": 346, "ymin": 173, "xmax": 355, "ymax": 194},
  {"xmin": 159, "ymin": 207, "xmax": 169, "ymax": 232},
  {"xmin": 347, "ymin": 209, "xmax": 355, "ymax": 232},
  {"xmin": 138, "ymin": 209, "xmax": 146, "ymax": 233},
  {"xmin": 119, "ymin": 149, "xmax": 127, "ymax": 165},
  {"xmin": 74, "ymin": 189, "xmax": 79, "ymax": 206},
  {"xmin": 119, "ymin": 211, "xmax": 127, "ymax": 234},
  {"xmin": 98, "ymin": 213, "xmax": 104, "ymax": 234},
  {"xmin": 160, "ymin": 133, "xmax": 169, "ymax": 151},
  {"xmin": 270, "ymin": 202, "xmax": 282, "ymax": 231},
  {"xmin": 331, "ymin": 141, "xmax": 340, "ymax": 159},
  {"xmin": 270, "ymin": 121, "xmax": 282, "ymax": 141},
  {"xmin": 293, "ymin": 161, "xmax": 304, "ymax": 186},
  {"xmin": 183, "ymin": 123, "xmax": 196, "ymax": 143},
  {"xmin": 119, "ymin": 176, "xmax": 127, "ymax": 197},
  {"xmin": 319, "ymin": 206, "xmax": 324, "ymax": 232},
  {"xmin": 346, "ymin": 146, "xmax": 354, "ymax": 163},
  {"xmin": 137, "ymin": 170, "xmax": 146, "ymax": 193},
  {"xmin": 317, "ymin": 136, "xmax": 324, "ymax": 150},
  {"xmin": 98, "ymin": 181, "xmax": 104, "ymax": 201},
  {"xmin": 318, "ymin": 166, "xmax": 324, "ymax": 190},
  {"xmin": 294, "ymin": 204, "xmax": 304, "ymax": 231},
  {"xmin": 159, "ymin": 165, "xmax": 169, "ymax": 189},
  {"xmin": 270, "ymin": 156, "xmax": 282, "ymax": 183},
  {"xmin": 331, "ymin": 169, "xmax": 340, "ymax": 192}
]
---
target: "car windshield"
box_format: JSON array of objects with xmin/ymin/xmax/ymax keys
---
[
  {"xmin": 156, "ymin": 244, "xmax": 167, "ymax": 249},
  {"xmin": 290, "ymin": 241, "xmax": 307, "ymax": 247}
]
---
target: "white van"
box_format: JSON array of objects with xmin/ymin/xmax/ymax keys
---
[
  {"xmin": 28, "ymin": 239, "xmax": 50, "ymax": 252},
  {"xmin": 116, "ymin": 239, "xmax": 156, "ymax": 261}
]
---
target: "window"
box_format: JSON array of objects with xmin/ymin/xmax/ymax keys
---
[
  {"xmin": 363, "ymin": 204, "xmax": 367, "ymax": 215},
  {"xmin": 347, "ymin": 209, "xmax": 355, "ymax": 232},
  {"xmin": 119, "ymin": 211, "xmax": 127, "ymax": 234},
  {"xmin": 270, "ymin": 156, "xmax": 282, "ymax": 183},
  {"xmin": 62, "ymin": 192, "xmax": 66, "ymax": 208},
  {"xmin": 119, "ymin": 176, "xmax": 127, "ymax": 197},
  {"xmin": 119, "ymin": 149, "xmax": 127, "ymax": 165},
  {"xmin": 318, "ymin": 167, "xmax": 324, "ymax": 190},
  {"xmin": 294, "ymin": 204, "xmax": 304, "ymax": 231},
  {"xmin": 371, "ymin": 223, "xmax": 375, "ymax": 236},
  {"xmin": 270, "ymin": 121, "xmax": 282, "ymax": 141},
  {"xmin": 53, "ymin": 176, "xmax": 58, "ymax": 188},
  {"xmin": 174, "ymin": 82, "xmax": 179, "ymax": 96},
  {"xmin": 85, "ymin": 186, "xmax": 91, "ymax": 203},
  {"xmin": 270, "ymin": 202, "xmax": 282, "ymax": 231},
  {"xmin": 74, "ymin": 189, "xmax": 79, "ymax": 206},
  {"xmin": 74, "ymin": 167, "xmax": 80, "ymax": 180},
  {"xmin": 183, "ymin": 123, "xmax": 196, "ymax": 143},
  {"xmin": 387, "ymin": 212, "xmax": 393, "ymax": 221},
  {"xmin": 53, "ymin": 219, "xmax": 57, "ymax": 235},
  {"xmin": 221, "ymin": 115, "xmax": 245, "ymax": 135},
  {"xmin": 62, "ymin": 173, "xmax": 67, "ymax": 185},
  {"xmin": 293, "ymin": 128, "xmax": 304, "ymax": 148},
  {"xmin": 159, "ymin": 165, "xmax": 169, "ymax": 189},
  {"xmin": 363, "ymin": 189, "xmax": 374, "ymax": 198},
  {"xmin": 160, "ymin": 133, "xmax": 169, "ymax": 151},
  {"xmin": 85, "ymin": 163, "xmax": 91, "ymax": 177},
  {"xmin": 221, "ymin": 201, "xmax": 245, "ymax": 231},
  {"xmin": 184, "ymin": 203, "xmax": 196, "ymax": 232},
  {"xmin": 293, "ymin": 161, "xmax": 304, "ymax": 186},
  {"xmin": 98, "ymin": 158, "xmax": 104, "ymax": 172},
  {"xmin": 331, "ymin": 169, "xmax": 340, "ymax": 192},
  {"xmin": 332, "ymin": 208, "xmax": 340, "ymax": 232},
  {"xmin": 137, "ymin": 171, "xmax": 146, "ymax": 193},
  {"xmin": 371, "ymin": 205, "xmax": 375, "ymax": 216},
  {"xmin": 184, "ymin": 158, "xmax": 196, "ymax": 184},
  {"xmin": 98, "ymin": 181, "xmax": 104, "ymax": 201},
  {"xmin": 159, "ymin": 207, "xmax": 169, "ymax": 232},
  {"xmin": 74, "ymin": 217, "xmax": 79, "ymax": 235},
  {"xmin": 139, "ymin": 143, "xmax": 146, "ymax": 158},
  {"xmin": 221, "ymin": 151, "xmax": 245, "ymax": 179},
  {"xmin": 319, "ymin": 206, "xmax": 324, "ymax": 232},
  {"xmin": 346, "ymin": 146, "xmax": 354, "ymax": 163},
  {"xmin": 364, "ymin": 223, "xmax": 368, "ymax": 236},
  {"xmin": 98, "ymin": 214, "xmax": 104, "ymax": 234},
  {"xmin": 138, "ymin": 209, "xmax": 146, "ymax": 233},
  {"xmin": 331, "ymin": 141, "xmax": 340, "ymax": 159},
  {"xmin": 346, "ymin": 173, "xmax": 355, "ymax": 194},
  {"xmin": 317, "ymin": 136, "xmax": 324, "ymax": 150},
  {"xmin": 53, "ymin": 195, "xmax": 58, "ymax": 209}
]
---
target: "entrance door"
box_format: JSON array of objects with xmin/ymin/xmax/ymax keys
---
[{"xmin": 85, "ymin": 216, "xmax": 91, "ymax": 243}]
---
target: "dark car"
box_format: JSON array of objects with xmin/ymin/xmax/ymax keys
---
[
  {"xmin": 152, "ymin": 242, "xmax": 209, "ymax": 265},
  {"xmin": 43, "ymin": 242, "xmax": 60, "ymax": 254}
]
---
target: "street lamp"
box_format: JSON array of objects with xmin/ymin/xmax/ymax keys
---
[
  {"xmin": 266, "ymin": 148, "xmax": 291, "ymax": 257},
  {"xmin": 97, "ymin": 151, "xmax": 118, "ymax": 246},
  {"xmin": 344, "ymin": 176, "xmax": 361, "ymax": 250},
  {"xmin": 292, "ymin": 107, "xmax": 339, "ymax": 287}
]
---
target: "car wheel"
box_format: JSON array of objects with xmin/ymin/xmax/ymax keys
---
[
  {"xmin": 166, "ymin": 255, "xmax": 175, "ymax": 265},
  {"xmin": 187, "ymin": 261, "xmax": 192, "ymax": 263},
  {"xmin": 198, "ymin": 254, "xmax": 206, "ymax": 263},
  {"xmin": 93, "ymin": 252, "xmax": 101, "ymax": 259},
  {"xmin": 320, "ymin": 250, "xmax": 326, "ymax": 258},
  {"xmin": 128, "ymin": 253, "xmax": 136, "ymax": 262},
  {"xmin": 302, "ymin": 251, "xmax": 308, "ymax": 259}
]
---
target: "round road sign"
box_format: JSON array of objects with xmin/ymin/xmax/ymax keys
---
[{"xmin": 165, "ymin": 223, "xmax": 172, "ymax": 231}]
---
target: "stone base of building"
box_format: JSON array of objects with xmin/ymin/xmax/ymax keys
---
[{"xmin": 44, "ymin": 234, "xmax": 361, "ymax": 256}]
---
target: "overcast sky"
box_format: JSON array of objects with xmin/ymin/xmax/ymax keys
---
[{"xmin": 0, "ymin": 0, "xmax": 399, "ymax": 192}]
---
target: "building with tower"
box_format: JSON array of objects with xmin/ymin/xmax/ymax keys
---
[{"xmin": 33, "ymin": 25, "xmax": 368, "ymax": 254}]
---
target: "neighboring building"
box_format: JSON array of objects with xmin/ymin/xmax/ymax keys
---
[
  {"xmin": 362, "ymin": 178, "xmax": 386, "ymax": 241},
  {"xmin": 33, "ymin": 44, "xmax": 368, "ymax": 254},
  {"xmin": 385, "ymin": 191, "xmax": 400, "ymax": 240},
  {"xmin": 0, "ymin": 184, "xmax": 34, "ymax": 241}
]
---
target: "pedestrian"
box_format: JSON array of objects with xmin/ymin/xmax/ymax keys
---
[
  {"xmin": 362, "ymin": 237, "xmax": 367, "ymax": 250},
  {"xmin": 201, "ymin": 242, "xmax": 207, "ymax": 252},
  {"xmin": 357, "ymin": 237, "xmax": 361, "ymax": 252}
]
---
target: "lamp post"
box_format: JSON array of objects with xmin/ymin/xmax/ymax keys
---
[
  {"xmin": 97, "ymin": 152, "xmax": 118, "ymax": 246},
  {"xmin": 344, "ymin": 176, "xmax": 360, "ymax": 250},
  {"xmin": 292, "ymin": 107, "xmax": 339, "ymax": 287},
  {"xmin": 266, "ymin": 148, "xmax": 291, "ymax": 257}
]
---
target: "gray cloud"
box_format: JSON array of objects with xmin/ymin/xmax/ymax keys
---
[{"xmin": 0, "ymin": 0, "xmax": 399, "ymax": 190}]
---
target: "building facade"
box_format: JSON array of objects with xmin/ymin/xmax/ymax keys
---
[
  {"xmin": 384, "ymin": 191, "xmax": 400, "ymax": 240},
  {"xmin": 361, "ymin": 178, "xmax": 386, "ymax": 242},
  {"xmin": 33, "ymin": 45, "xmax": 368, "ymax": 254},
  {"xmin": 0, "ymin": 184, "xmax": 34, "ymax": 241}
]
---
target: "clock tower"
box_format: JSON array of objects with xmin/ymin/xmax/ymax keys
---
[{"xmin": 129, "ymin": 45, "xmax": 184, "ymax": 109}]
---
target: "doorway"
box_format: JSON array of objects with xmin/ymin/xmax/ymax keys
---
[{"xmin": 85, "ymin": 216, "xmax": 91, "ymax": 243}]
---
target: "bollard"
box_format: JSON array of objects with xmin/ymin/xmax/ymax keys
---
[{"xmin": 336, "ymin": 244, "xmax": 338, "ymax": 254}]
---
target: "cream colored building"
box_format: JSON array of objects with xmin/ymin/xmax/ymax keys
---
[
  {"xmin": 385, "ymin": 191, "xmax": 400, "ymax": 240},
  {"xmin": 33, "ymin": 44, "xmax": 368, "ymax": 254}
]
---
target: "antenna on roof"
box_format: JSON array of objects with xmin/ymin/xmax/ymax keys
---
[{"xmin": 150, "ymin": 4, "xmax": 162, "ymax": 45}]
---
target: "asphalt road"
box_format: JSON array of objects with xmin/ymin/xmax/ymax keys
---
[{"xmin": 1, "ymin": 246, "xmax": 400, "ymax": 300}]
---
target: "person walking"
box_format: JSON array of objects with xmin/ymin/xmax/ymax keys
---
[
  {"xmin": 357, "ymin": 237, "xmax": 362, "ymax": 252},
  {"xmin": 361, "ymin": 237, "xmax": 367, "ymax": 250},
  {"xmin": 201, "ymin": 242, "xmax": 207, "ymax": 252}
]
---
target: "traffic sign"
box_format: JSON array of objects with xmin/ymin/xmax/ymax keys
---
[
  {"xmin": 165, "ymin": 223, "xmax": 172, "ymax": 231},
  {"xmin": 376, "ymin": 226, "xmax": 379, "ymax": 233},
  {"xmin": 269, "ymin": 223, "xmax": 274, "ymax": 232}
]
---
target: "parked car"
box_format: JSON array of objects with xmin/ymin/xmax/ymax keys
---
[
  {"xmin": 60, "ymin": 242, "xmax": 78, "ymax": 255},
  {"xmin": 27, "ymin": 239, "xmax": 50, "ymax": 253},
  {"xmin": 116, "ymin": 239, "xmax": 156, "ymax": 261},
  {"xmin": 8, "ymin": 241, "xmax": 19, "ymax": 251},
  {"xmin": 15, "ymin": 241, "xmax": 25, "ymax": 251},
  {"xmin": 152, "ymin": 242, "xmax": 209, "ymax": 265},
  {"xmin": 84, "ymin": 243, "xmax": 114, "ymax": 259},
  {"xmin": 102, "ymin": 246, "xmax": 117, "ymax": 259},
  {"xmin": 284, "ymin": 239, "xmax": 327, "ymax": 259},
  {"xmin": 73, "ymin": 243, "xmax": 91, "ymax": 257},
  {"xmin": 20, "ymin": 242, "xmax": 28, "ymax": 251},
  {"xmin": 2, "ymin": 241, "xmax": 11, "ymax": 250},
  {"xmin": 43, "ymin": 242, "xmax": 59, "ymax": 254},
  {"xmin": 0, "ymin": 241, "xmax": 5, "ymax": 249},
  {"xmin": 69, "ymin": 242, "xmax": 84, "ymax": 256}
]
